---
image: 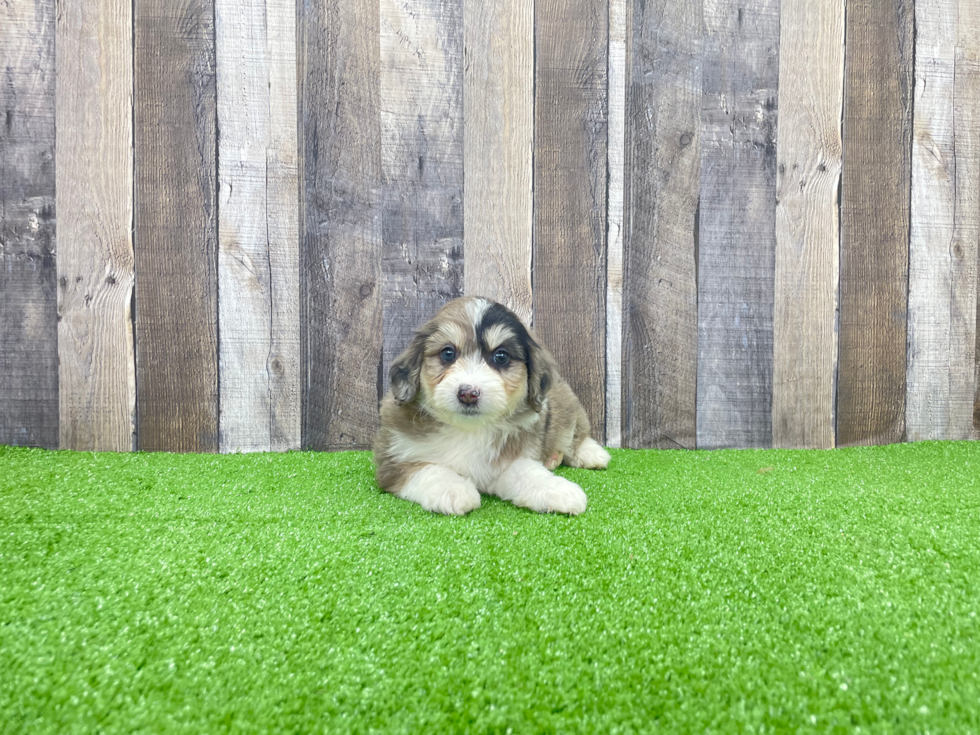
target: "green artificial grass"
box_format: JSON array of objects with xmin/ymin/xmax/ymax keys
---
[{"xmin": 1, "ymin": 442, "xmax": 979, "ymax": 733}]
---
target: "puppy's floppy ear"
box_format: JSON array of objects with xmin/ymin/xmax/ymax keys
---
[
  {"xmin": 389, "ymin": 329, "xmax": 430, "ymax": 405},
  {"xmin": 526, "ymin": 336, "xmax": 557, "ymax": 412}
]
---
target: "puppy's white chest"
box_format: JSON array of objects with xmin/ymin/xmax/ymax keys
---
[{"xmin": 393, "ymin": 426, "xmax": 510, "ymax": 490}]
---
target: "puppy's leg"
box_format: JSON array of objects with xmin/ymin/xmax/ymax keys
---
[
  {"xmin": 397, "ymin": 464, "xmax": 481, "ymax": 516},
  {"xmin": 566, "ymin": 437, "xmax": 610, "ymax": 470},
  {"xmin": 488, "ymin": 458, "xmax": 587, "ymax": 515}
]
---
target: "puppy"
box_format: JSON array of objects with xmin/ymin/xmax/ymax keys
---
[{"xmin": 372, "ymin": 296, "xmax": 610, "ymax": 515}]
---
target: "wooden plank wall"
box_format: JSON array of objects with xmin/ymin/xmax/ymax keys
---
[
  {"xmin": 1, "ymin": 0, "xmax": 58, "ymax": 448},
  {"xmin": 2, "ymin": 0, "xmax": 980, "ymax": 453}
]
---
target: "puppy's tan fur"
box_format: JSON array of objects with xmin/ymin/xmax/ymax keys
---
[{"xmin": 373, "ymin": 297, "xmax": 609, "ymax": 515}]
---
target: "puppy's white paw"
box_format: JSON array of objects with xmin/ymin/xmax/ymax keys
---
[
  {"xmin": 568, "ymin": 437, "xmax": 610, "ymax": 470},
  {"xmin": 525, "ymin": 474, "xmax": 588, "ymax": 515},
  {"xmin": 398, "ymin": 465, "xmax": 481, "ymax": 516}
]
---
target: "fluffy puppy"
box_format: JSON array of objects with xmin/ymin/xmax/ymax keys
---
[{"xmin": 372, "ymin": 296, "xmax": 610, "ymax": 515}]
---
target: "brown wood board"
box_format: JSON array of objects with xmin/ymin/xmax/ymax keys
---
[
  {"xmin": 134, "ymin": 0, "xmax": 219, "ymax": 452},
  {"xmin": 838, "ymin": 0, "xmax": 913, "ymax": 446},
  {"xmin": 56, "ymin": 0, "xmax": 136, "ymax": 451},
  {"xmin": 772, "ymin": 0, "xmax": 844, "ymax": 449},
  {"xmin": 533, "ymin": 0, "xmax": 608, "ymax": 441}
]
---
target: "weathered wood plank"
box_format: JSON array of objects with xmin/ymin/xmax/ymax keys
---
[
  {"xmin": 534, "ymin": 0, "xmax": 607, "ymax": 441},
  {"xmin": 134, "ymin": 0, "xmax": 218, "ymax": 452},
  {"xmin": 216, "ymin": 0, "xmax": 300, "ymax": 452},
  {"xmin": 300, "ymin": 0, "xmax": 383, "ymax": 451},
  {"xmin": 697, "ymin": 0, "xmax": 779, "ymax": 449},
  {"xmin": 622, "ymin": 0, "xmax": 700, "ymax": 449},
  {"xmin": 56, "ymin": 0, "xmax": 135, "ymax": 451},
  {"xmin": 907, "ymin": 0, "xmax": 978, "ymax": 441},
  {"xmin": 1, "ymin": 0, "xmax": 58, "ymax": 448},
  {"xmin": 463, "ymin": 0, "xmax": 533, "ymax": 324},
  {"xmin": 772, "ymin": 0, "xmax": 844, "ymax": 449},
  {"xmin": 960, "ymin": 4, "xmax": 980, "ymax": 440},
  {"xmin": 606, "ymin": 0, "xmax": 626, "ymax": 448},
  {"xmin": 837, "ymin": 0, "xmax": 913, "ymax": 446},
  {"xmin": 379, "ymin": 0, "xmax": 464, "ymax": 393},
  {"xmin": 955, "ymin": 0, "xmax": 980, "ymax": 441}
]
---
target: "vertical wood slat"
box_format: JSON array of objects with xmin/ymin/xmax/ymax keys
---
[
  {"xmin": 959, "ymin": 2, "xmax": 980, "ymax": 439},
  {"xmin": 907, "ymin": 0, "xmax": 979, "ymax": 441},
  {"xmin": 697, "ymin": 0, "xmax": 779, "ymax": 449},
  {"xmin": 772, "ymin": 0, "xmax": 844, "ymax": 449},
  {"xmin": 216, "ymin": 0, "xmax": 300, "ymax": 452},
  {"xmin": 462, "ymin": 0, "xmax": 533, "ymax": 325},
  {"xmin": 56, "ymin": 0, "xmax": 136, "ymax": 452},
  {"xmin": 1, "ymin": 0, "xmax": 58, "ymax": 448},
  {"xmin": 300, "ymin": 0, "xmax": 383, "ymax": 451},
  {"xmin": 534, "ymin": 0, "xmax": 608, "ymax": 441},
  {"xmin": 134, "ymin": 0, "xmax": 219, "ymax": 453},
  {"xmin": 606, "ymin": 0, "xmax": 626, "ymax": 448},
  {"xmin": 622, "ymin": 0, "xmax": 700, "ymax": 450},
  {"xmin": 838, "ymin": 0, "xmax": 913, "ymax": 446},
  {"xmin": 955, "ymin": 0, "xmax": 980, "ymax": 441},
  {"xmin": 379, "ymin": 0, "xmax": 464, "ymax": 392}
]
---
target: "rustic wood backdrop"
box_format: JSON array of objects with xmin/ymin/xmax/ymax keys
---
[{"xmin": 2, "ymin": 0, "xmax": 978, "ymax": 453}]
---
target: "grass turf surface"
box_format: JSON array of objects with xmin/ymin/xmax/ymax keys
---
[{"xmin": 1, "ymin": 442, "xmax": 979, "ymax": 733}]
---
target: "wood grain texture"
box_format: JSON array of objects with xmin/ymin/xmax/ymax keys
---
[
  {"xmin": 605, "ymin": 0, "xmax": 626, "ymax": 448},
  {"xmin": 1, "ymin": 0, "xmax": 58, "ymax": 448},
  {"xmin": 463, "ymin": 0, "xmax": 533, "ymax": 324},
  {"xmin": 697, "ymin": 0, "xmax": 779, "ymax": 449},
  {"xmin": 134, "ymin": 0, "xmax": 218, "ymax": 452},
  {"xmin": 955, "ymin": 0, "xmax": 980, "ymax": 441},
  {"xmin": 534, "ymin": 0, "xmax": 608, "ymax": 441},
  {"xmin": 300, "ymin": 0, "xmax": 383, "ymax": 451},
  {"xmin": 216, "ymin": 0, "xmax": 300, "ymax": 452},
  {"xmin": 960, "ymin": 3, "xmax": 980, "ymax": 439},
  {"xmin": 622, "ymin": 0, "xmax": 700, "ymax": 449},
  {"xmin": 838, "ymin": 0, "xmax": 913, "ymax": 446},
  {"xmin": 907, "ymin": 0, "xmax": 978, "ymax": 441},
  {"xmin": 380, "ymin": 0, "xmax": 464, "ymax": 393},
  {"xmin": 772, "ymin": 0, "xmax": 844, "ymax": 449},
  {"xmin": 56, "ymin": 0, "xmax": 136, "ymax": 451}
]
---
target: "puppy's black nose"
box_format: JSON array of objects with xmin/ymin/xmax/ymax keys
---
[{"xmin": 457, "ymin": 385, "xmax": 481, "ymax": 405}]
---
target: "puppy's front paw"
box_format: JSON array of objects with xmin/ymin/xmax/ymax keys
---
[
  {"xmin": 568, "ymin": 437, "xmax": 610, "ymax": 470},
  {"xmin": 424, "ymin": 481, "xmax": 481, "ymax": 516},
  {"xmin": 528, "ymin": 474, "xmax": 588, "ymax": 515},
  {"xmin": 398, "ymin": 465, "xmax": 481, "ymax": 516}
]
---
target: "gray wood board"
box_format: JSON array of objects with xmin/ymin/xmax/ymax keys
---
[
  {"xmin": 301, "ymin": 0, "xmax": 384, "ymax": 451},
  {"xmin": 1, "ymin": 0, "xmax": 58, "ymax": 448},
  {"xmin": 379, "ymin": 0, "xmax": 464, "ymax": 394},
  {"xmin": 697, "ymin": 0, "xmax": 779, "ymax": 449},
  {"xmin": 462, "ymin": 0, "xmax": 533, "ymax": 323},
  {"xmin": 622, "ymin": 0, "xmax": 701, "ymax": 449},
  {"xmin": 216, "ymin": 0, "xmax": 301, "ymax": 452}
]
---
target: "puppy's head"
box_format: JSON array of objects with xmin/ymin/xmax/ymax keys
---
[{"xmin": 388, "ymin": 297, "xmax": 555, "ymax": 426}]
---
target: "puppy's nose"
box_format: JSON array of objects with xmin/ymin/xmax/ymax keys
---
[{"xmin": 457, "ymin": 385, "xmax": 481, "ymax": 405}]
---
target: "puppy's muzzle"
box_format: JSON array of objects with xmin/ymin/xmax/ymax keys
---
[{"xmin": 456, "ymin": 385, "xmax": 481, "ymax": 406}]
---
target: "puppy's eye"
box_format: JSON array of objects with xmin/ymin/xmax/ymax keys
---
[
  {"xmin": 439, "ymin": 347, "xmax": 456, "ymax": 363},
  {"xmin": 492, "ymin": 349, "xmax": 510, "ymax": 367}
]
